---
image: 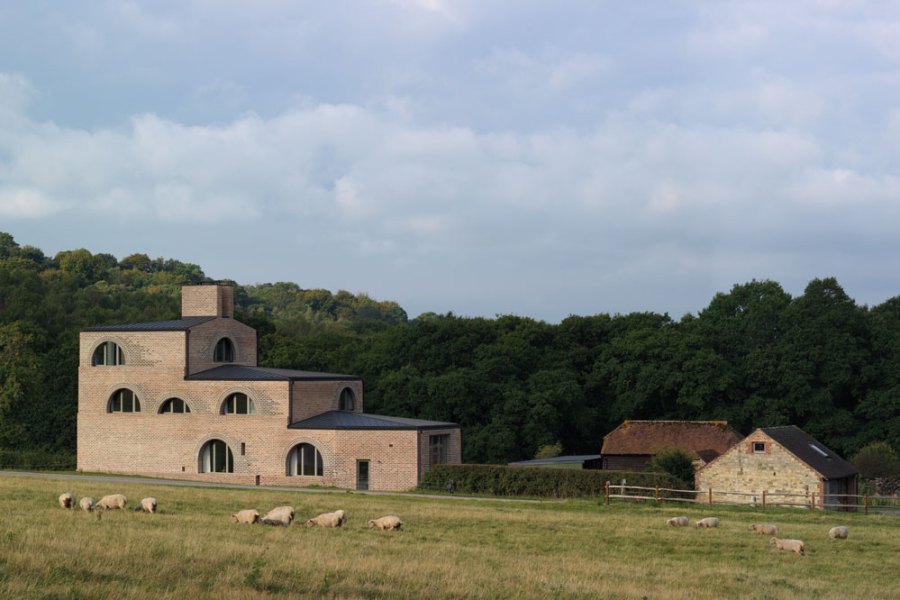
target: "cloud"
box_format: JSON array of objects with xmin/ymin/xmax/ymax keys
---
[{"xmin": 0, "ymin": 188, "xmax": 59, "ymax": 219}]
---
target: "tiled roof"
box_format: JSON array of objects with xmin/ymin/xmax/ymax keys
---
[
  {"xmin": 508, "ymin": 455, "xmax": 603, "ymax": 466},
  {"xmin": 289, "ymin": 410, "xmax": 458, "ymax": 430},
  {"xmin": 186, "ymin": 365, "xmax": 361, "ymax": 382},
  {"xmin": 761, "ymin": 426, "xmax": 858, "ymax": 479},
  {"xmin": 601, "ymin": 420, "xmax": 744, "ymax": 458},
  {"xmin": 83, "ymin": 316, "xmax": 216, "ymax": 332}
]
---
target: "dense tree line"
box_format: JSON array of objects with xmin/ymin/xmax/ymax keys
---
[{"xmin": 0, "ymin": 232, "xmax": 897, "ymax": 465}]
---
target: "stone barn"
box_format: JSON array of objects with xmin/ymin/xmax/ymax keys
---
[{"xmin": 696, "ymin": 426, "xmax": 858, "ymax": 508}]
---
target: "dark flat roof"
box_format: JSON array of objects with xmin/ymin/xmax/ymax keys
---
[
  {"xmin": 290, "ymin": 410, "xmax": 458, "ymax": 431},
  {"xmin": 509, "ymin": 455, "xmax": 603, "ymax": 466},
  {"xmin": 187, "ymin": 365, "xmax": 361, "ymax": 382},
  {"xmin": 83, "ymin": 316, "xmax": 216, "ymax": 332},
  {"xmin": 761, "ymin": 426, "xmax": 858, "ymax": 480}
]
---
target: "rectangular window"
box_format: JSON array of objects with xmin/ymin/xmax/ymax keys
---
[
  {"xmin": 240, "ymin": 443, "xmax": 246, "ymax": 456},
  {"xmin": 753, "ymin": 442, "xmax": 766, "ymax": 453},
  {"xmin": 429, "ymin": 434, "xmax": 449, "ymax": 466}
]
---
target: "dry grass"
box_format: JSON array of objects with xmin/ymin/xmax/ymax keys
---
[{"xmin": 0, "ymin": 475, "xmax": 898, "ymax": 599}]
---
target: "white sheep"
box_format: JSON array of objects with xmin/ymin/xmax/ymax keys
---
[
  {"xmin": 134, "ymin": 497, "xmax": 157, "ymax": 513},
  {"xmin": 368, "ymin": 515, "xmax": 403, "ymax": 531},
  {"xmin": 58, "ymin": 492, "xmax": 76, "ymax": 509},
  {"xmin": 79, "ymin": 497, "xmax": 95, "ymax": 512},
  {"xmin": 306, "ymin": 509, "xmax": 347, "ymax": 528},
  {"xmin": 666, "ymin": 516, "xmax": 689, "ymax": 527},
  {"xmin": 261, "ymin": 506, "xmax": 295, "ymax": 526},
  {"xmin": 828, "ymin": 526, "xmax": 849, "ymax": 539},
  {"xmin": 231, "ymin": 509, "xmax": 260, "ymax": 524},
  {"xmin": 749, "ymin": 523, "xmax": 778, "ymax": 536},
  {"xmin": 695, "ymin": 517, "xmax": 719, "ymax": 528},
  {"xmin": 96, "ymin": 494, "xmax": 127, "ymax": 510},
  {"xmin": 771, "ymin": 537, "xmax": 805, "ymax": 555}
]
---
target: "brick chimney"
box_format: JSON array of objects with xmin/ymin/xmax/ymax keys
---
[{"xmin": 181, "ymin": 284, "xmax": 234, "ymax": 318}]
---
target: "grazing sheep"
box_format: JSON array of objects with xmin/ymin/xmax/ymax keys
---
[
  {"xmin": 695, "ymin": 517, "xmax": 719, "ymax": 528},
  {"xmin": 96, "ymin": 494, "xmax": 127, "ymax": 510},
  {"xmin": 134, "ymin": 497, "xmax": 157, "ymax": 513},
  {"xmin": 666, "ymin": 516, "xmax": 689, "ymax": 527},
  {"xmin": 828, "ymin": 526, "xmax": 849, "ymax": 539},
  {"xmin": 58, "ymin": 493, "xmax": 76, "ymax": 509},
  {"xmin": 306, "ymin": 509, "xmax": 347, "ymax": 528},
  {"xmin": 771, "ymin": 537, "xmax": 805, "ymax": 555},
  {"xmin": 261, "ymin": 506, "xmax": 295, "ymax": 526},
  {"xmin": 368, "ymin": 515, "xmax": 403, "ymax": 531},
  {"xmin": 79, "ymin": 497, "xmax": 95, "ymax": 512},
  {"xmin": 749, "ymin": 524, "xmax": 778, "ymax": 536},
  {"xmin": 231, "ymin": 509, "xmax": 260, "ymax": 524}
]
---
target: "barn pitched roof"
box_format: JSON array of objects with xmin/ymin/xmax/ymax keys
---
[
  {"xmin": 761, "ymin": 426, "xmax": 858, "ymax": 480},
  {"xmin": 601, "ymin": 420, "xmax": 744, "ymax": 459}
]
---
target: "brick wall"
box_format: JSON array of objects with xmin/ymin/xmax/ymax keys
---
[
  {"xmin": 187, "ymin": 318, "xmax": 257, "ymax": 375},
  {"xmin": 417, "ymin": 428, "xmax": 463, "ymax": 480},
  {"xmin": 182, "ymin": 285, "xmax": 233, "ymax": 318},
  {"xmin": 291, "ymin": 380, "xmax": 364, "ymax": 422},
  {"xmin": 696, "ymin": 430, "xmax": 821, "ymax": 504}
]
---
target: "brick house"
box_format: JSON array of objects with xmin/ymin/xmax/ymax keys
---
[
  {"xmin": 696, "ymin": 426, "xmax": 858, "ymax": 507},
  {"xmin": 600, "ymin": 420, "xmax": 744, "ymax": 471},
  {"xmin": 77, "ymin": 284, "xmax": 461, "ymax": 491}
]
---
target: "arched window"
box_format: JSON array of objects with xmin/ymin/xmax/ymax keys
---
[
  {"xmin": 288, "ymin": 443, "xmax": 323, "ymax": 476},
  {"xmin": 338, "ymin": 387, "xmax": 355, "ymax": 411},
  {"xmin": 221, "ymin": 393, "xmax": 256, "ymax": 415},
  {"xmin": 160, "ymin": 398, "xmax": 191, "ymax": 414},
  {"xmin": 199, "ymin": 439, "xmax": 233, "ymax": 473},
  {"xmin": 214, "ymin": 338, "xmax": 234, "ymax": 362},
  {"xmin": 92, "ymin": 342, "xmax": 124, "ymax": 366},
  {"xmin": 108, "ymin": 389, "xmax": 140, "ymax": 413}
]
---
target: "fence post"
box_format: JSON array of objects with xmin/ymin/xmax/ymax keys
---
[
  {"xmin": 864, "ymin": 495, "xmax": 868, "ymax": 516},
  {"xmin": 655, "ymin": 485, "xmax": 660, "ymax": 503},
  {"xmin": 605, "ymin": 481, "xmax": 610, "ymax": 506},
  {"xmin": 762, "ymin": 490, "xmax": 766, "ymax": 511},
  {"xmin": 708, "ymin": 488, "xmax": 712, "ymax": 506}
]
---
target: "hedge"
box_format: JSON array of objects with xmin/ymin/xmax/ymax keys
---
[
  {"xmin": 0, "ymin": 449, "xmax": 76, "ymax": 471},
  {"xmin": 419, "ymin": 464, "xmax": 681, "ymax": 498}
]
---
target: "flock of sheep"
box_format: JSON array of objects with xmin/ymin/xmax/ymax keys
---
[
  {"xmin": 58, "ymin": 491, "xmax": 402, "ymax": 532},
  {"xmin": 665, "ymin": 514, "xmax": 850, "ymax": 556}
]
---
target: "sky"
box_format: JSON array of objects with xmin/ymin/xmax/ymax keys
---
[{"xmin": 2, "ymin": 1, "xmax": 900, "ymax": 321}]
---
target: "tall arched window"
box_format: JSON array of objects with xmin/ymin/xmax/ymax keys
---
[
  {"xmin": 92, "ymin": 342, "xmax": 124, "ymax": 366},
  {"xmin": 200, "ymin": 439, "xmax": 233, "ymax": 473},
  {"xmin": 159, "ymin": 398, "xmax": 191, "ymax": 414},
  {"xmin": 108, "ymin": 389, "xmax": 140, "ymax": 413},
  {"xmin": 221, "ymin": 393, "xmax": 256, "ymax": 415},
  {"xmin": 288, "ymin": 443, "xmax": 323, "ymax": 476},
  {"xmin": 338, "ymin": 387, "xmax": 355, "ymax": 411},
  {"xmin": 214, "ymin": 338, "xmax": 234, "ymax": 362}
]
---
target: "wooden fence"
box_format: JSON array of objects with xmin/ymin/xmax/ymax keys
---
[{"xmin": 603, "ymin": 482, "xmax": 900, "ymax": 515}]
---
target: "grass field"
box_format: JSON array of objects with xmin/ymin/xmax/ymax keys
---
[{"xmin": 1, "ymin": 475, "xmax": 898, "ymax": 599}]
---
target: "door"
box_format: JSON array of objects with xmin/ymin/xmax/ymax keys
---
[{"xmin": 356, "ymin": 460, "xmax": 370, "ymax": 491}]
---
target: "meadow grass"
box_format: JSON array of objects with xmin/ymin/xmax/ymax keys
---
[{"xmin": 0, "ymin": 475, "xmax": 897, "ymax": 599}]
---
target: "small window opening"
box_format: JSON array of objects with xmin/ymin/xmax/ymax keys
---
[
  {"xmin": 214, "ymin": 338, "xmax": 234, "ymax": 362},
  {"xmin": 753, "ymin": 442, "xmax": 766, "ymax": 453}
]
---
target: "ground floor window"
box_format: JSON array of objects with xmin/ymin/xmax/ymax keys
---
[
  {"xmin": 200, "ymin": 439, "xmax": 233, "ymax": 473},
  {"xmin": 288, "ymin": 443, "xmax": 323, "ymax": 476},
  {"xmin": 429, "ymin": 434, "xmax": 449, "ymax": 466}
]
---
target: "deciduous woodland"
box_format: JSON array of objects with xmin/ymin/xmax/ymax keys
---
[{"xmin": 0, "ymin": 231, "xmax": 897, "ymax": 465}]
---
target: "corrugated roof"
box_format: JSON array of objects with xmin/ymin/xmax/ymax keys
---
[
  {"xmin": 601, "ymin": 420, "xmax": 744, "ymax": 458},
  {"xmin": 290, "ymin": 410, "xmax": 458, "ymax": 430},
  {"xmin": 508, "ymin": 455, "xmax": 603, "ymax": 466},
  {"xmin": 761, "ymin": 426, "xmax": 858, "ymax": 479},
  {"xmin": 186, "ymin": 365, "xmax": 361, "ymax": 382},
  {"xmin": 83, "ymin": 316, "xmax": 216, "ymax": 332}
]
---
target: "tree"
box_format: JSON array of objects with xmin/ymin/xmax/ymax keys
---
[
  {"xmin": 534, "ymin": 441, "xmax": 562, "ymax": 459},
  {"xmin": 851, "ymin": 442, "xmax": 900, "ymax": 480},
  {"xmin": 650, "ymin": 448, "xmax": 696, "ymax": 488}
]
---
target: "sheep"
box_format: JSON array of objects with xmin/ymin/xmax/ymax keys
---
[
  {"xmin": 771, "ymin": 537, "xmax": 805, "ymax": 555},
  {"xmin": 749, "ymin": 524, "xmax": 778, "ymax": 536},
  {"xmin": 261, "ymin": 506, "xmax": 295, "ymax": 526},
  {"xmin": 96, "ymin": 494, "xmax": 127, "ymax": 510},
  {"xmin": 368, "ymin": 515, "xmax": 403, "ymax": 531},
  {"xmin": 58, "ymin": 493, "xmax": 76, "ymax": 509},
  {"xmin": 231, "ymin": 509, "xmax": 260, "ymax": 524},
  {"xmin": 134, "ymin": 497, "xmax": 157, "ymax": 514},
  {"xmin": 695, "ymin": 517, "xmax": 719, "ymax": 528},
  {"xmin": 828, "ymin": 526, "xmax": 849, "ymax": 539},
  {"xmin": 306, "ymin": 509, "xmax": 347, "ymax": 528},
  {"xmin": 79, "ymin": 497, "xmax": 95, "ymax": 512},
  {"xmin": 666, "ymin": 516, "xmax": 689, "ymax": 527}
]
